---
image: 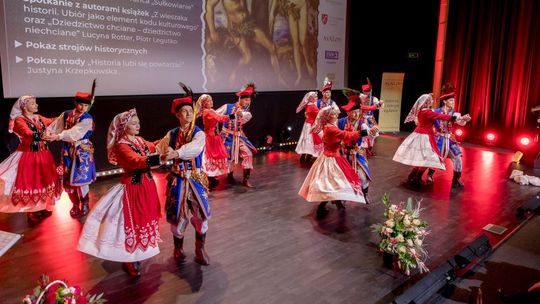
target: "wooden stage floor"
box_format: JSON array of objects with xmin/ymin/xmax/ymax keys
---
[{"xmin": 1, "ymin": 133, "xmax": 538, "ymax": 303}]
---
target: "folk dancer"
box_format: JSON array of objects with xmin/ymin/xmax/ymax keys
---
[
  {"xmin": 360, "ymin": 81, "xmax": 384, "ymax": 156},
  {"xmin": 298, "ymin": 105, "xmax": 369, "ymax": 218},
  {"xmin": 0, "ymin": 96, "xmax": 59, "ymax": 223},
  {"xmin": 78, "ymin": 109, "xmax": 162, "ymax": 278},
  {"xmin": 316, "ymin": 77, "xmax": 340, "ymax": 112},
  {"xmin": 47, "ymin": 80, "xmax": 97, "ymax": 218},
  {"xmin": 339, "ymin": 91, "xmax": 380, "ymax": 204},
  {"xmin": 426, "ymin": 85, "xmax": 471, "ymax": 187},
  {"xmin": 196, "ymin": 94, "xmax": 239, "ymax": 188},
  {"xmin": 392, "ymin": 93, "xmax": 468, "ymax": 188},
  {"xmin": 158, "ymin": 83, "xmax": 211, "ymax": 266},
  {"xmin": 215, "ymin": 82, "xmax": 258, "ymax": 188},
  {"xmin": 295, "ymin": 91, "xmax": 323, "ymax": 163}
]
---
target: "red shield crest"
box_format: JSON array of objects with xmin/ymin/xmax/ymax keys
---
[{"xmin": 322, "ymin": 14, "xmax": 328, "ymax": 24}]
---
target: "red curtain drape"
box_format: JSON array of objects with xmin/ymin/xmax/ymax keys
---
[{"xmin": 442, "ymin": 0, "xmax": 540, "ymax": 140}]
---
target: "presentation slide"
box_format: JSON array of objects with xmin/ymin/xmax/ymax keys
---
[{"xmin": 0, "ymin": 0, "xmax": 347, "ymax": 97}]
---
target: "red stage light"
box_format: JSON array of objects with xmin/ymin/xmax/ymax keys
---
[
  {"xmin": 455, "ymin": 129, "xmax": 464, "ymax": 137},
  {"xmin": 486, "ymin": 133, "xmax": 496, "ymax": 141},
  {"xmin": 519, "ymin": 136, "xmax": 531, "ymax": 146}
]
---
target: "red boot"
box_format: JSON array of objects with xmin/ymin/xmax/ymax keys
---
[{"xmin": 194, "ymin": 233, "xmax": 210, "ymax": 266}]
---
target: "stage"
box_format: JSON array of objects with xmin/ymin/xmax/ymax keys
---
[{"xmin": 0, "ymin": 133, "xmax": 538, "ymax": 303}]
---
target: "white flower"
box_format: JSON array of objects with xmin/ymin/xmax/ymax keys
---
[
  {"xmin": 407, "ymin": 239, "xmax": 414, "ymax": 247},
  {"xmin": 398, "ymin": 246, "xmax": 406, "ymax": 253},
  {"xmin": 412, "ymin": 219, "xmax": 422, "ymax": 226},
  {"xmin": 410, "ymin": 248, "xmax": 417, "ymax": 255},
  {"xmin": 389, "ymin": 204, "xmax": 398, "ymax": 212},
  {"xmin": 385, "ymin": 227, "xmax": 393, "ymax": 234},
  {"xmin": 403, "ymin": 218, "xmax": 411, "ymax": 226},
  {"xmin": 385, "ymin": 220, "xmax": 395, "ymax": 228},
  {"xmin": 414, "ymin": 239, "xmax": 423, "ymax": 246},
  {"xmin": 63, "ymin": 288, "xmax": 72, "ymax": 295},
  {"xmin": 397, "ymin": 234, "xmax": 404, "ymax": 242}
]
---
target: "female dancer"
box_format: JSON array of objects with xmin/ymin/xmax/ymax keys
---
[
  {"xmin": 0, "ymin": 95, "xmax": 58, "ymax": 223},
  {"xmin": 393, "ymin": 93, "xmax": 469, "ymax": 187},
  {"xmin": 298, "ymin": 106, "xmax": 369, "ymax": 218},
  {"xmin": 78, "ymin": 109, "xmax": 162, "ymax": 278},
  {"xmin": 295, "ymin": 91, "xmax": 323, "ymax": 162},
  {"xmin": 196, "ymin": 94, "xmax": 237, "ymax": 188}
]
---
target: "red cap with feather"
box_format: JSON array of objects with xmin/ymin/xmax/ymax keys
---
[
  {"xmin": 236, "ymin": 82, "xmax": 257, "ymax": 98},
  {"xmin": 75, "ymin": 79, "xmax": 96, "ymax": 104},
  {"xmin": 171, "ymin": 82, "xmax": 194, "ymax": 114}
]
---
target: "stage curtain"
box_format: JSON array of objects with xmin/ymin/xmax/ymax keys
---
[{"xmin": 442, "ymin": 0, "xmax": 540, "ymax": 135}]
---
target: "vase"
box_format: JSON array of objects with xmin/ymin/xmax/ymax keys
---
[{"xmin": 383, "ymin": 252, "xmax": 395, "ymax": 269}]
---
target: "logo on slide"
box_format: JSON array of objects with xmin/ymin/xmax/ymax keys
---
[
  {"xmin": 325, "ymin": 51, "xmax": 339, "ymax": 60},
  {"xmin": 321, "ymin": 14, "xmax": 328, "ymax": 25}
]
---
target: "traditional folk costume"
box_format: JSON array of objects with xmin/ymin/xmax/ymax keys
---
[
  {"xmin": 426, "ymin": 92, "xmax": 469, "ymax": 188},
  {"xmin": 0, "ymin": 96, "xmax": 58, "ymax": 222},
  {"xmin": 295, "ymin": 91, "xmax": 323, "ymax": 160},
  {"xmin": 215, "ymin": 83, "xmax": 257, "ymax": 187},
  {"xmin": 298, "ymin": 106, "xmax": 368, "ymax": 217},
  {"xmin": 392, "ymin": 94, "xmax": 463, "ymax": 187},
  {"xmin": 48, "ymin": 83, "xmax": 97, "ymax": 218},
  {"xmin": 159, "ymin": 90, "xmax": 211, "ymax": 266},
  {"xmin": 78, "ymin": 109, "xmax": 161, "ymax": 277},
  {"xmin": 360, "ymin": 83, "xmax": 383, "ymax": 156},
  {"xmin": 316, "ymin": 79, "xmax": 340, "ymax": 112},
  {"xmin": 197, "ymin": 94, "xmax": 234, "ymax": 178},
  {"xmin": 338, "ymin": 94, "xmax": 376, "ymax": 204}
]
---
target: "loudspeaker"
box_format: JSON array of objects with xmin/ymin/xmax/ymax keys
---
[
  {"xmin": 393, "ymin": 261, "xmax": 455, "ymax": 304},
  {"xmin": 517, "ymin": 192, "xmax": 540, "ymax": 218},
  {"xmin": 453, "ymin": 234, "xmax": 492, "ymax": 269}
]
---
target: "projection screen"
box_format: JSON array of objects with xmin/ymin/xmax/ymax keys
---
[{"xmin": 0, "ymin": 0, "xmax": 348, "ymax": 97}]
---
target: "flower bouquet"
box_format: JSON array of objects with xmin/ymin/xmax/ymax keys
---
[
  {"xmin": 372, "ymin": 194, "xmax": 430, "ymax": 275},
  {"xmin": 21, "ymin": 274, "xmax": 106, "ymax": 304}
]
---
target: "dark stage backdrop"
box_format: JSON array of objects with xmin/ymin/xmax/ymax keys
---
[
  {"xmin": 443, "ymin": 0, "xmax": 540, "ymax": 145},
  {"xmin": 0, "ymin": 0, "xmax": 442, "ymax": 171}
]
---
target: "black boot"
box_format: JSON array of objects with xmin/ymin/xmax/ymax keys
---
[
  {"xmin": 194, "ymin": 233, "xmax": 210, "ymax": 266},
  {"xmin": 452, "ymin": 171, "xmax": 464, "ymax": 188},
  {"xmin": 412, "ymin": 168, "xmax": 427, "ymax": 188},
  {"xmin": 333, "ymin": 200, "xmax": 346, "ymax": 210},
  {"xmin": 173, "ymin": 236, "xmax": 186, "ymax": 263},
  {"xmin": 208, "ymin": 176, "xmax": 219, "ymax": 190},
  {"xmin": 242, "ymin": 169, "xmax": 254, "ymax": 188},
  {"xmin": 300, "ymin": 154, "xmax": 306, "ymax": 163},
  {"xmin": 407, "ymin": 168, "xmax": 419, "ymax": 184},
  {"xmin": 426, "ymin": 169, "xmax": 436, "ymax": 185},
  {"xmin": 123, "ymin": 262, "xmax": 141, "ymax": 278},
  {"xmin": 38, "ymin": 209, "xmax": 53, "ymax": 218},
  {"xmin": 27, "ymin": 212, "xmax": 43, "ymax": 224},
  {"xmin": 316, "ymin": 202, "xmax": 329, "ymax": 219},
  {"xmin": 362, "ymin": 187, "xmax": 371, "ymax": 204},
  {"xmin": 227, "ymin": 172, "xmax": 236, "ymax": 184},
  {"xmin": 80, "ymin": 195, "xmax": 90, "ymax": 217}
]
